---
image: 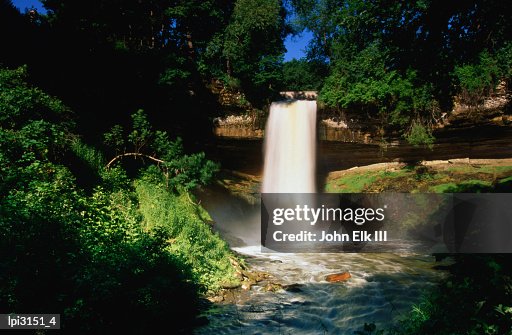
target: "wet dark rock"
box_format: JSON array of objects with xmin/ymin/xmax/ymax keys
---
[{"xmin": 283, "ymin": 283, "xmax": 304, "ymax": 293}]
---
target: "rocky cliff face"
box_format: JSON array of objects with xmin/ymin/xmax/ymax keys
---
[
  {"xmin": 210, "ymin": 88, "xmax": 378, "ymax": 142},
  {"xmin": 438, "ymin": 81, "xmax": 511, "ymax": 128},
  {"xmin": 211, "ymin": 82, "xmax": 511, "ymax": 143},
  {"xmin": 212, "ymin": 114, "xmax": 379, "ymax": 143}
]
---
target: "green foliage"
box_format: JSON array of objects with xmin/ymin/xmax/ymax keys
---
[
  {"xmin": 388, "ymin": 255, "xmax": 512, "ymax": 335},
  {"xmin": 321, "ymin": 42, "xmax": 438, "ymax": 134},
  {"xmin": 11, "ymin": 0, "xmax": 284, "ymax": 137},
  {"xmin": 321, "ymin": 42, "xmax": 394, "ymax": 110},
  {"xmin": 281, "ymin": 58, "xmax": 327, "ymax": 91},
  {"xmin": 165, "ymin": 151, "xmax": 220, "ymax": 190},
  {"xmin": 128, "ymin": 109, "xmax": 153, "ymax": 153},
  {"xmin": 325, "ymin": 171, "xmax": 380, "ymax": 193},
  {"xmin": 103, "ymin": 124, "xmax": 124, "ymax": 153},
  {"xmin": 158, "ymin": 57, "xmax": 191, "ymax": 87},
  {"xmin": 454, "ymin": 51, "xmax": 500, "ymax": 107},
  {"xmin": 152, "ymin": 131, "xmax": 184, "ymax": 160},
  {"xmin": 0, "ymin": 66, "xmax": 72, "ymax": 129},
  {"xmin": 405, "ymin": 122, "xmax": 435, "ymax": 148},
  {"xmin": 221, "ymin": 74, "xmax": 242, "ymax": 91},
  {"xmin": 0, "ymin": 123, "xmax": 200, "ymax": 332},
  {"xmin": 135, "ymin": 173, "xmax": 238, "ymax": 292},
  {"xmin": 0, "ymin": 68, "xmax": 237, "ymax": 332},
  {"xmin": 219, "ymin": 0, "xmax": 288, "ymax": 104},
  {"xmin": 0, "ymin": 121, "xmax": 68, "ymax": 196},
  {"xmin": 104, "ymin": 110, "xmax": 219, "ymax": 191},
  {"xmin": 293, "ymin": 0, "xmax": 512, "ymax": 137},
  {"xmin": 496, "ymin": 42, "xmax": 512, "ymax": 85},
  {"xmin": 99, "ymin": 165, "xmax": 131, "ymax": 191},
  {"xmin": 70, "ymin": 137, "xmax": 106, "ymax": 173},
  {"xmin": 429, "ymin": 180, "xmax": 493, "ymax": 193}
]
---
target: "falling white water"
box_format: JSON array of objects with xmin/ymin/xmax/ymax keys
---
[{"xmin": 262, "ymin": 100, "xmax": 317, "ymax": 193}]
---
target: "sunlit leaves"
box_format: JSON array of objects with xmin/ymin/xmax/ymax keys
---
[
  {"xmin": 104, "ymin": 109, "xmax": 219, "ymax": 191},
  {"xmin": 103, "ymin": 125, "xmax": 124, "ymax": 154},
  {"xmin": 0, "ymin": 66, "xmax": 72, "ymax": 129},
  {"xmin": 454, "ymin": 50, "xmax": 500, "ymax": 107}
]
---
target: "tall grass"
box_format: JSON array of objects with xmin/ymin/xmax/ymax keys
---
[
  {"xmin": 70, "ymin": 137, "xmax": 106, "ymax": 173},
  {"xmin": 135, "ymin": 176, "xmax": 239, "ymax": 293}
]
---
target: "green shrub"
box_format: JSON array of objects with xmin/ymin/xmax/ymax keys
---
[
  {"xmin": 405, "ymin": 122, "xmax": 435, "ymax": 149},
  {"xmin": 104, "ymin": 110, "xmax": 219, "ymax": 191},
  {"xmin": 454, "ymin": 51, "xmax": 500, "ymax": 107},
  {"xmin": 0, "ymin": 66, "xmax": 73, "ymax": 129},
  {"xmin": 320, "ymin": 44, "xmax": 439, "ymax": 135}
]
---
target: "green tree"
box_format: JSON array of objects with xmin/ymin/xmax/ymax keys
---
[
  {"xmin": 454, "ymin": 51, "xmax": 500, "ymax": 108},
  {"xmin": 218, "ymin": 0, "xmax": 288, "ymax": 105},
  {"xmin": 281, "ymin": 58, "xmax": 327, "ymax": 91}
]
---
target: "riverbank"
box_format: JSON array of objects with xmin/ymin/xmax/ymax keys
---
[
  {"xmin": 206, "ymin": 158, "xmax": 512, "ymax": 195},
  {"xmin": 325, "ymin": 157, "xmax": 512, "ymax": 193}
]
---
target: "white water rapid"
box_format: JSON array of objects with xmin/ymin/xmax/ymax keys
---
[{"xmin": 262, "ymin": 100, "xmax": 317, "ymax": 193}]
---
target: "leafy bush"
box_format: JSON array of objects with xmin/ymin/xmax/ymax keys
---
[
  {"xmin": 454, "ymin": 51, "xmax": 500, "ymax": 107},
  {"xmin": 405, "ymin": 122, "xmax": 435, "ymax": 148},
  {"xmin": 0, "ymin": 130, "xmax": 201, "ymax": 332},
  {"xmin": 104, "ymin": 109, "xmax": 219, "ymax": 191},
  {"xmin": 496, "ymin": 42, "xmax": 512, "ymax": 87},
  {"xmin": 320, "ymin": 43, "xmax": 439, "ymax": 134},
  {"xmin": 0, "ymin": 66, "xmax": 73, "ymax": 129}
]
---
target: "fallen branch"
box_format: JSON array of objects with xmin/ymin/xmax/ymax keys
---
[{"xmin": 106, "ymin": 152, "xmax": 165, "ymax": 169}]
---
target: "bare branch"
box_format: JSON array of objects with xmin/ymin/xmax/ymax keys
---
[{"xmin": 106, "ymin": 152, "xmax": 165, "ymax": 169}]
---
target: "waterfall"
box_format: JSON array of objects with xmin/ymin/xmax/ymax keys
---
[{"xmin": 262, "ymin": 100, "xmax": 317, "ymax": 193}]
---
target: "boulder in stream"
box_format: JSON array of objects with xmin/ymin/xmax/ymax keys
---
[{"xmin": 325, "ymin": 272, "xmax": 351, "ymax": 282}]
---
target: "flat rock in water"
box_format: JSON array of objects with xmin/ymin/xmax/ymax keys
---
[{"xmin": 325, "ymin": 272, "xmax": 351, "ymax": 283}]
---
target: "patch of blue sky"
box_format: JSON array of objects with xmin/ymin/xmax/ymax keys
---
[{"xmin": 12, "ymin": 0, "xmax": 46, "ymax": 13}]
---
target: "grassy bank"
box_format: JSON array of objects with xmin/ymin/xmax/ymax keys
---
[{"xmin": 326, "ymin": 159, "xmax": 512, "ymax": 193}]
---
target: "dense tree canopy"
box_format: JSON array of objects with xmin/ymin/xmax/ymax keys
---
[
  {"xmin": 281, "ymin": 58, "xmax": 327, "ymax": 91},
  {"xmin": 0, "ymin": 0, "xmax": 289, "ymax": 141},
  {"xmin": 4, "ymin": 0, "xmax": 509, "ymax": 144},
  {"xmin": 290, "ymin": 0, "xmax": 512, "ymax": 142}
]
